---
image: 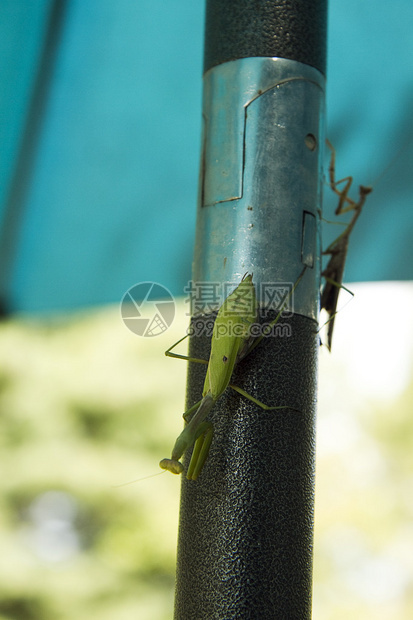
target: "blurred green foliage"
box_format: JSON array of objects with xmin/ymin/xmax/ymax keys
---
[
  {"xmin": 0, "ymin": 287, "xmax": 412, "ymax": 619},
  {"xmin": 0, "ymin": 306, "xmax": 187, "ymax": 620}
]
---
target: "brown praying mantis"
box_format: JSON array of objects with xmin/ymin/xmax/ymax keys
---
[
  {"xmin": 159, "ymin": 267, "xmax": 307, "ymax": 480},
  {"xmin": 320, "ymin": 139, "xmax": 373, "ymax": 350}
]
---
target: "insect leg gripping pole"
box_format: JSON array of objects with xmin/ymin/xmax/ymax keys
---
[{"xmin": 174, "ymin": 1, "xmax": 327, "ymax": 618}]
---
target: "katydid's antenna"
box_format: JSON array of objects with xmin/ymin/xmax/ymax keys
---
[{"xmin": 112, "ymin": 470, "xmax": 167, "ymax": 488}]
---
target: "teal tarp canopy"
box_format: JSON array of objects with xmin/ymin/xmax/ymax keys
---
[{"xmin": 1, "ymin": 0, "xmax": 412, "ymax": 314}]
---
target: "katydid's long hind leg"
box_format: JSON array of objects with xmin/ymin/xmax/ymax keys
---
[
  {"xmin": 158, "ymin": 400, "xmax": 202, "ymax": 475},
  {"xmin": 159, "ymin": 420, "xmax": 213, "ymax": 478},
  {"xmin": 229, "ymin": 384, "xmax": 301, "ymax": 413},
  {"xmin": 159, "ymin": 394, "xmax": 215, "ymax": 476},
  {"xmin": 186, "ymin": 421, "xmax": 214, "ymax": 481},
  {"xmin": 165, "ymin": 333, "xmax": 209, "ymax": 365}
]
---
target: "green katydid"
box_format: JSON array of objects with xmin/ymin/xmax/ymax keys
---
[
  {"xmin": 320, "ymin": 140, "xmax": 372, "ymax": 350},
  {"xmin": 159, "ymin": 267, "xmax": 307, "ymax": 480}
]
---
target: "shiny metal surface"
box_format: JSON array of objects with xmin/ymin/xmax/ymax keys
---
[{"xmin": 193, "ymin": 57, "xmax": 325, "ymax": 321}]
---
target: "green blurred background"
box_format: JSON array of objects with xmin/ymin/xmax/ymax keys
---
[{"xmin": 1, "ymin": 286, "xmax": 413, "ymax": 619}]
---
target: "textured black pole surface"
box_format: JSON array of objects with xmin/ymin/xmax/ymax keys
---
[
  {"xmin": 204, "ymin": 0, "xmax": 327, "ymax": 74},
  {"xmin": 176, "ymin": 313, "xmax": 318, "ymax": 618},
  {"xmin": 174, "ymin": 1, "xmax": 327, "ymax": 618}
]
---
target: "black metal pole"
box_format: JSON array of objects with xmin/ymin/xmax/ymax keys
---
[{"xmin": 174, "ymin": 1, "xmax": 327, "ymax": 618}]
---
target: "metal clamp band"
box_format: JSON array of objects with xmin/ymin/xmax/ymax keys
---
[{"xmin": 193, "ymin": 57, "xmax": 325, "ymax": 321}]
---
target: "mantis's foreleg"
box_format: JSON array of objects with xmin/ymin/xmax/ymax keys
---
[
  {"xmin": 331, "ymin": 175, "xmax": 354, "ymax": 214},
  {"xmin": 326, "ymin": 139, "xmax": 356, "ymax": 213}
]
